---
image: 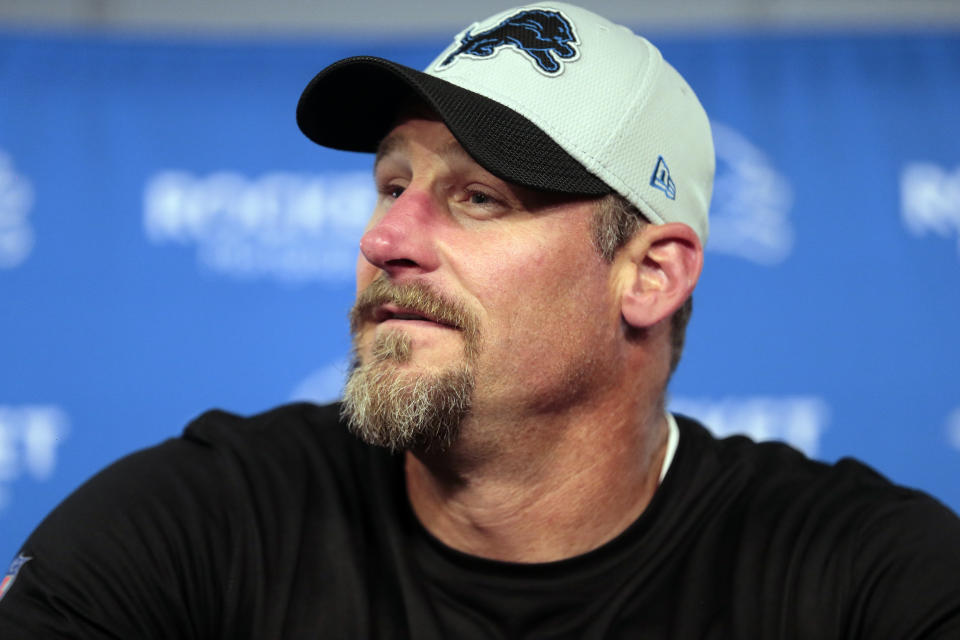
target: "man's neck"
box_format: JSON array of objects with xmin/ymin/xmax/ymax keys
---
[{"xmin": 404, "ymin": 402, "xmax": 669, "ymax": 563}]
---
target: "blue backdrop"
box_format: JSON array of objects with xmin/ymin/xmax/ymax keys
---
[{"xmin": 2, "ymin": 27, "xmax": 959, "ymax": 557}]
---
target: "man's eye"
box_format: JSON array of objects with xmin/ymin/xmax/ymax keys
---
[
  {"xmin": 383, "ymin": 185, "xmax": 405, "ymax": 199},
  {"xmin": 468, "ymin": 191, "xmax": 494, "ymax": 205}
]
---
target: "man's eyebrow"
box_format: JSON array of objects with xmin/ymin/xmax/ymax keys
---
[
  {"xmin": 439, "ymin": 138, "xmax": 472, "ymax": 162},
  {"xmin": 374, "ymin": 133, "xmax": 407, "ymax": 169}
]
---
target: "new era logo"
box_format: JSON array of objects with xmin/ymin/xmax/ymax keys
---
[{"xmin": 650, "ymin": 156, "xmax": 676, "ymax": 200}]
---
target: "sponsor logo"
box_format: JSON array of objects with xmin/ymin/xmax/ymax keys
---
[
  {"xmin": 143, "ymin": 170, "xmax": 373, "ymax": 283},
  {"xmin": 669, "ymin": 395, "xmax": 829, "ymax": 457},
  {"xmin": 650, "ymin": 156, "xmax": 677, "ymax": 200},
  {"xmin": 901, "ymin": 162, "xmax": 960, "ymax": 255},
  {"xmin": 437, "ymin": 8, "xmax": 580, "ymax": 75},
  {"xmin": 709, "ymin": 122, "xmax": 795, "ymax": 265},
  {"xmin": 0, "ymin": 406, "xmax": 69, "ymax": 513},
  {"xmin": 947, "ymin": 408, "xmax": 960, "ymax": 452},
  {"xmin": 0, "ymin": 553, "xmax": 31, "ymax": 602},
  {"xmin": 289, "ymin": 358, "xmax": 350, "ymax": 405},
  {"xmin": 0, "ymin": 150, "xmax": 35, "ymax": 269}
]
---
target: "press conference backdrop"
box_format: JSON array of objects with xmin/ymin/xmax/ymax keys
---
[{"xmin": 1, "ymin": 26, "xmax": 959, "ymax": 558}]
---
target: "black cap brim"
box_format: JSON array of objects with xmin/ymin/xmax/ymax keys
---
[{"xmin": 296, "ymin": 56, "xmax": 610, "ymax": 196}]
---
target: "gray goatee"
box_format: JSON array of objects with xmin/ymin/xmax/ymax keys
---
[{"xmin": 341, "ymin": 278, "xmax": 480, "ymax": 452}]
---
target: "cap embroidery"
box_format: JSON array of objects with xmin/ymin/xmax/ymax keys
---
[
  {"xmin": 650, "ymin": 156, "xmax": 677, "ymax": 200},
  {"xmin": 436, "ymin": 8, "xmax": 580, "ymax": 76}
]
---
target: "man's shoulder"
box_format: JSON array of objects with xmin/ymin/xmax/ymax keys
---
[
  {"xmin": 668, "ymin": 414, "xmax": 960, "ymax": 637},
  {"xmin": 24, "ymin": 402, "xmax": 380, "ymax": 556},
  {"xmin": 179, "ymin": 401, "xmax": 385, "ymax": 464},
  {"xmin": 670, "ymin": 412, "xmax": 959, "ymax": 541},
  {"xmin": 183, "ymin": 401, "xmax": 346, "ymax": 446},
  {"xmin": 175, "ymin": 401, "xmax": 389, "ymax": 492},
  {"xmin": 675, "ymin": 412, "xmax": 896, "ymax": 488},
  {"xmin": 2, "ymin": 404, "xmax": 395, "ymax": 638}
]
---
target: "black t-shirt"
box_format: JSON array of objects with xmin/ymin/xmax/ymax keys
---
[{"xmin": 1, "ymin": 402, "xmax": 958, "ymax": 638}]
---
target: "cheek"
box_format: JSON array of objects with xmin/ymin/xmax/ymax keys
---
[{"xmin": 479, "ymin": 238, "xmax": 612, "ymax": 351}]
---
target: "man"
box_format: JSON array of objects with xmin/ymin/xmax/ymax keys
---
[{"xmin": 1, "ymin": 3, "xmax": 959, "ymax": 638}]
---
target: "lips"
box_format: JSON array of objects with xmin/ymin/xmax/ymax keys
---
[{"xmin": 373, "ymin": 304, "xmax": 459, "ymax": 329}]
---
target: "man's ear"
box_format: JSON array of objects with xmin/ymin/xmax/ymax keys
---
[{"xmin": 618, "ymin": 223, "xmax": 703, "ymax": 329}]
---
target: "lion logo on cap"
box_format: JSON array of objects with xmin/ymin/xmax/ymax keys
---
[{"xmin": 437, "ymin": 9, "xmax": 580, "ymax": 76}]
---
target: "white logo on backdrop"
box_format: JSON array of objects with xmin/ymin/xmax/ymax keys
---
[
  {"xmin": 0, "ymin": 406, "xmax": 69, "ymax": 512},
  {"xmin": 901, "ymin": 162, "xmax": 960, "ymax": 255},
  {"xmin": 0, "ymin": 151, "xmax": 36, "ymax": 269},
  {"xmin": 709, "ymin": 123, "xmax": 795, "ymax": 265},
  {"xmin": 947, "ymin": 408, "xmax": 960, "ymax": 452},
  {"xmin": 143, "ymin": 171, "xmax": 375, "ymax": 283},
  {"xmin": 669, "ymin": 395, "xmax": 829, "ymax": 457},
  {"xmin": 289, "ymin": 358, "xmax": 350, "ymax": 405}
]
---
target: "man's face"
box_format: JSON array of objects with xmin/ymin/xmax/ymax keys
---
[{"xmin": 343, "ymin": 115, "xmax": 623, "ymax": 451}]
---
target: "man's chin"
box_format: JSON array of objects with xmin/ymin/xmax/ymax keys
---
[{"xmin": 340, "ymin": 360, "xmax": 474, "ymax": 453}]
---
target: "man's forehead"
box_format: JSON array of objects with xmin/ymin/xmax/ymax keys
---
[{"xmin": 374, "ymin": 119, "xmax": 474, "ymax": 169}]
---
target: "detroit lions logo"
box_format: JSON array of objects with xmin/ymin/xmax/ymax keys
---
[{"xmin": 437, "ymin": 9, "xmax": 580, "ymax": 75}]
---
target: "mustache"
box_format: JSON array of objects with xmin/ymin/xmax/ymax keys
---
[{"xmin": 349, "ymin": 277, "xmax": 479, "ymax": 339}]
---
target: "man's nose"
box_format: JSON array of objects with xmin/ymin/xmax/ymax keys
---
[{"xmin": 359, "ymin": 188, "xmax": 441, "ymax": 278}]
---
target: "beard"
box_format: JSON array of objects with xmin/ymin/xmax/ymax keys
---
[{"xmin": 341, "ymin": 277, "xmax": 480, "ymax": 452}]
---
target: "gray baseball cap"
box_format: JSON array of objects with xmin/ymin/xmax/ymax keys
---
[{"xmin": 297, "ymin": 2, "xmax": 714, "ymax": 244}]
